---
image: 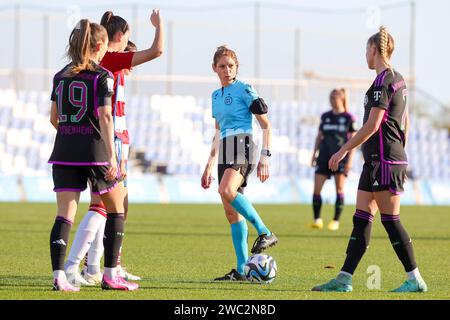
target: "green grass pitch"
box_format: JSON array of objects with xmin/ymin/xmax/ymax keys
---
[{"xmin": 0, "ymin": 202, "xmax": 449, "ymax": 300}]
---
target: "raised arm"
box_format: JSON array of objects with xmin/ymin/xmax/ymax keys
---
[{"xmin": 131, "ymin": 9, "xmax": 164, "ymax": 67}]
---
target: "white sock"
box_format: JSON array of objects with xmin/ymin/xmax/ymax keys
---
[
  {"xmin": 87, "ymin": 218, "xmax": 106, "ymax": 270},
  {"xmin": 88, "ymin": 265, "xmax": 101, "ymax": 275},
  {"xmin": 407, "ymin": 268, "xmax": 422, "ymax": 280},
  {"xmin": 315, "ymin": 218, "xmax": 323, "ymax": 223},
  {"xmin": 66, "ymin": 210, "xmax": 106, "ymax": 266},
  {"xmin": 53, "ymin": 270, "xmax": 66, "ymax": 281},
  {"xmin": 104, "ymin": 267, "xmax": 117, "ymax": 279}
]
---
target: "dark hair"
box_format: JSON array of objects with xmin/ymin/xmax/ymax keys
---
[
  {"xmin": 65, "ymin": 19, "xmax": 107, "ymax": 76},
  {"xmin": 100, "ymin": 11, "xmax": 129, "ymax": 41},
  {"xmin": 125, "ymin": 40, "xmax": 137, "ymax": 52}
]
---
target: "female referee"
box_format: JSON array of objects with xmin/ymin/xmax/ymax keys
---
[
  {"xmin": 48, "ymin": 19, "xmax": 138, "ymax": 291},
  {"xmin": 311, "ymin": 88, "xmax": 357, "ymax": 231},
  {"xmin": 201, "ymin": 46, "xmax": 278, "ymax": 281},
  {"xmin": 312, "ymin": 26, "xmax": 427, "ymax": 293},
  {"xmin": 64, "ymin": 9, "xmax": 164, "ymax": 285}
]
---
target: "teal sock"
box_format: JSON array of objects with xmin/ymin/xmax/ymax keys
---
[
  {"xmin": 231, "ymin": 220, "xmax": 248, "ymax": 275},
  {"xmin": 230, "ymin": 193, "xmax": 271, "ymax": 236}
]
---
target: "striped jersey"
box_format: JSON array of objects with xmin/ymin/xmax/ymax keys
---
[{"xmin": 100, "ymin": 51, "xmax": 135, "ymax": 159}]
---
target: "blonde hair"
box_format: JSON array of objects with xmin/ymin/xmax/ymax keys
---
[
  {"xmin": 330, "ymin": 88, "xmax": 349, "ymax": 112},
  {"xmin": 368, "ymin": 25, "xmax": 395, "ymax": 68},
  {"xmin": 213, "ymin": 45, "xmax": 239, "ymax": 67},
  {"xmin": 65, "ymin": 19, "xmax": 107, "ymax": 77}
]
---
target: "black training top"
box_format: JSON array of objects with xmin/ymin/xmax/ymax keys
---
[{"xmin": 318, "ymin": 110, "xmax": 357, "ymax": 158}]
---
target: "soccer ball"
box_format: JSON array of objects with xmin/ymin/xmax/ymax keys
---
[{"xmin": 244, "ymin": 254, "xmax": 277, "ymax": 284}]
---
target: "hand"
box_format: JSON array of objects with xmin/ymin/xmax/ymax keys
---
[
  {"xmin": 150, "ymin": 9, "xmax": 162, "ymax": 28},
  {"xmin": 105, "ymin": 157, "xmax": 118, "ymax": 181},
  {"xmin": 120, "ymin": 159, "xmax": 127, "ymax": 181},
  {"xmin": 201, "ymin": 169, "xmax": 214, "ymax": 189},
  {"xmin": 257, "ymin": 156, "xmax": 270, "ymax": 183},
  {"xmin": 328, "ymin": 148, "xmax": 348, "ymax": 172}
]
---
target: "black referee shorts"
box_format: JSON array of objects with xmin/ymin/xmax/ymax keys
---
[{"xmin": 217, "ymin": 134, "xmax": 257, "ymax": 194}]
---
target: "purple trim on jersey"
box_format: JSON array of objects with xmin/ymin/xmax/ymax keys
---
[
  {"xmin": 54, "ymin": 187, "xmax": 86, "ymax": 193},
  {"xmin": 92, "ymin": 182, "xmax": 118, "ymax": 195},
  {"xmin": 384, "ymin": 160, "xmax": 408, "ymax": 165},
  {"xmin": 56, "ymin": 216, "xmax": 74, "ymax": 225},
  {"xmin": 49, "ymin": 161, "xmax": 109, "ymax": 166},
  {"xmin": 381, "ymin": 213, "xmax": 400, "ymax": 222},
  {"xmin": 375, "ymin": 69, "xmax": 388, "ymax": 87},
  {"xmin": 354, "ymin": 209, "xmax": 374, "ymax": 223},
  {"xmin": 389, "ymin": 188, "xmax": 403, "ymax": 195},
  {"xmin": 97, "ymin": 65, "xmax": 114, "ymax": 78},
  {"xmin": 93, "ymin": 74, "xmax": 100, "ymax": 119}
]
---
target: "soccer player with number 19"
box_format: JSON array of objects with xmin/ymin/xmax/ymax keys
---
[{"xmin": 48, "ymin": 19, "xmax": 137, "ymax": 291}]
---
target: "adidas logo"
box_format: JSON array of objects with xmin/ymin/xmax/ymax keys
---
[
  {"xmin": 373, "ymin": 181, "xmax": 379, "ymax": 186},
  {"xmin": 52, "ymin": 239, "xmax": 67, "ymax": 246}
]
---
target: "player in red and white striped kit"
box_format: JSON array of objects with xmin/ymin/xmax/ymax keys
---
[{"xmin": 64, "ymin": 9, "xmax": 164, "ymax": 286}]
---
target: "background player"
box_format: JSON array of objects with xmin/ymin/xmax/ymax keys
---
[
  {"xmin": 64, "ymin": 9, "xmax": 164, "ymax": 285},
  {"xmin": 201, "ymin": 46, "xmax": 278, "ymax": 281},
  {"xmin": 310, "ymin": 88, "xmax": 357, "ymax": 231},
  {"xmin": 48, "ymin": 19, "xmax": 137, "ymax": 291},
  {"xmin": 312, "ymin": 26, "xmax": 427, "ymax": 293}
]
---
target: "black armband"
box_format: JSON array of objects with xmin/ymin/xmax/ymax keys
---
[{"xmin": 250, "ymin": 98, "xmax": 268, "ymax": 115}]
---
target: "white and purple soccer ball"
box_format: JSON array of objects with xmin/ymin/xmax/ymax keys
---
[{"xmin": 244, "ymin": 254, "xmax": 277, "ymax": 284}]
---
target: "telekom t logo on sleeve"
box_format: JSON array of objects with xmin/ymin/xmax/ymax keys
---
[{"xmin": 374, "ymin": 91, "xmax": 382, "ymax": 101}]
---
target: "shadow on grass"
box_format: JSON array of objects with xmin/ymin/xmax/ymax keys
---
[{"xmin": 135, "ymin": 279, "xmax": 312, "ymax": 293}]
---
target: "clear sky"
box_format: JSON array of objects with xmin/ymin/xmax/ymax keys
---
[{"xmin": 1, "ymin": 0, "xmax": 449, "ymax": 105}]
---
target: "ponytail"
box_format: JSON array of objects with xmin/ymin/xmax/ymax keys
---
[
  {"xmin": 65, "ymin": 19, "xmax": 107, "ymax": 76},
  {"xmin": 368, "ymin": 25, "xmax": 395, "ymax": 68},
  {"xmin": 100, "ymin": 10, "xmax": 129, "ymax": 41}
]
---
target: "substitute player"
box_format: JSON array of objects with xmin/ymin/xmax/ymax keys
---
[
  {"xmin": 64, "ymin": 10, "xmax": 164, "ymax": 285},
  {"xmin": 311, "ymin": 88, "xmax": 357, "ymax": 231},
  {"xmin": 201, "ymin": 46, "xmax": 278, "ymax": 281},
  {"xmin": 312, "ymin": 26, "xmax": 427, "ymax": 293},
  {"xmin": 48, "ymin": 19, "xmax": 138, "ymax": 291}
]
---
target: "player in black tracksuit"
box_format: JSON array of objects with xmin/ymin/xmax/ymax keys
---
[
  {"xmin": 312, "ymin": 26, "xmax": 427, "ymax": 293},
  {"xmin": 311, "ymin": 88, "xmax": 357, "ymax": 231}
]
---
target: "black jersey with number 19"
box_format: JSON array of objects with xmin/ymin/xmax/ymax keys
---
[
  {"xmin": 48, "ymin": 63, "xmax": 114, "ymax": 165},
  {"xmin": 362, "ymin": 68, "xmax": 408, "ymax": 164}
]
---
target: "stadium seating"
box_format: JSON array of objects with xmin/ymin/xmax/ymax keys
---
[{"xmin": 0, "ymin": 89, "xmax": 449, "ymax": 182}]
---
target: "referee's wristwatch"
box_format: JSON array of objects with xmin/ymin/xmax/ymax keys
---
[{"xmin": 260, "ymin": 149, "xmax": 272, "ymax": 157}]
